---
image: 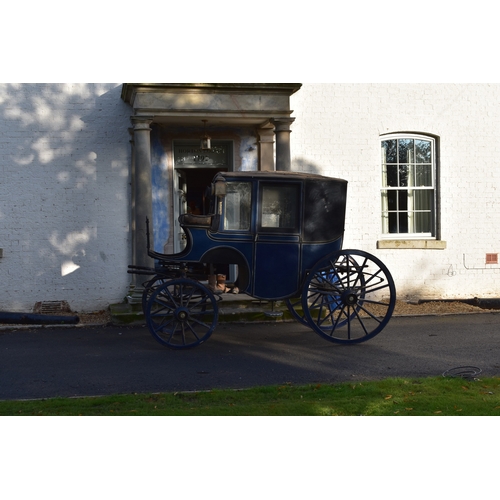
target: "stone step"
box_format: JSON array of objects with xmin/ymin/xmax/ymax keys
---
[{"xmin": 110, "ymin": 294, "xmax": 297, "ymax": 326}]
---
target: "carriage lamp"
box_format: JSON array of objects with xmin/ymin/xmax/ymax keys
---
[
  {"xmin": 213, "ymin": 179, "xmax": 226, "ymax": 197},
  {"xmin": 200, "ymin": 120, "xmax": 211, "ymax": 150}
]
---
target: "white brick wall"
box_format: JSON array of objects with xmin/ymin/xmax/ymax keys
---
[
  {"xmin": 2, "ymin": 83, "xmax": 499, "ymax": 310},
  {"xmin": 0, "ymin": 84, "xmax": 131, "ymax": 312},
  {"xmin": 291, "ymin": 83, "xmax": 500, "ymax": 300}
]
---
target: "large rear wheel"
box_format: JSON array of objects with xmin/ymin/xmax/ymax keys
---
[
  {"xmin": 302, "ymin": 250, "xmax": 396, "ymax": 344},
  {"xmin": 286, "ymin": 257, "xmax": 362, "ymax": 328}
]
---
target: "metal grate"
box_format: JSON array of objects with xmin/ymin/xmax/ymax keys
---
[{"xmin": 33, "ymin": 301, "xmax": 71, "ymax": 314}]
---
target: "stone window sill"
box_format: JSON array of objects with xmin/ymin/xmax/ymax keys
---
[{"xmin": 376, "ymin": 240, "xmax": 446, "ymax": 250}]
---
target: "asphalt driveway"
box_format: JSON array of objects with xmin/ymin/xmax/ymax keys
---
[{"xmin": 1, "ymin": 313, "xmax": 499, "ymax": 400}]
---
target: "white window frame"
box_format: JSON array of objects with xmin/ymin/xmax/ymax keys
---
[{"xmin": 380, "ymin": 133, "xmax": 437, "ymax": 240}]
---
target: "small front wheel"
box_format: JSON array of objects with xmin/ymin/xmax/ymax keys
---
[
  {"xmin": 302, "ymin": 250, "xmax": 396, "ymax": 344},
  {"xmin": 145, "ymin": 278, "xmax": 218, "ymax": 349}
]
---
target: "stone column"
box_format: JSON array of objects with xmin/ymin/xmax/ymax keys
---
[
  {"xmin": 272, "ymin": 118, "xmax": 295, "ymax": 171},
  {"xmin": 257, "ymin": 124, "xmax": 275, "ymax": 171},
  {"xmin": 130, "ymin": 116, "xmax": 154, "ymax": 294}
]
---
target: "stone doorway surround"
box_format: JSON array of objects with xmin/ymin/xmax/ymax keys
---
[{"xmin": 121, "ymin": 83, "xmax": 301, "ymax": 292}]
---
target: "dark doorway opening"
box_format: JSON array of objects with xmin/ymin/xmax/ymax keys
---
[{"xmin": 180, "ymin": 167, "xmax": 227, "ymax": 215}]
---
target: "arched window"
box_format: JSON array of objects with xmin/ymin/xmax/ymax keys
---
[{"xmin": 381, "ymin": 134, "xmax": 437, "ymax": 237}]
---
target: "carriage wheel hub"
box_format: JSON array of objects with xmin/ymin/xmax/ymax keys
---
[
  {"xmin": 342, "ymin": 290, "xmax": 358, "ymax": 306},
  {"xmin": 175, "ymin": 307, "xmax": 189, "ymax": 321}
]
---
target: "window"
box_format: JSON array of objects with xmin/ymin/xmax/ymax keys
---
[
  {"xmin": 223, "ymin": 182, "xmax": 251, "ymax": 231},
  {"xmin": 381, "ymin": 134, "xmax": 436, "ymax": 237},
  {"xmin": 259, "ymin": 183, "xmax": 300, "ymax": 232}
]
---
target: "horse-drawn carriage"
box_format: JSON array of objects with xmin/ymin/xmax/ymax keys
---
[{"xmin": 129, "ymin": 171, "xmax": 396, "ymax": 349}]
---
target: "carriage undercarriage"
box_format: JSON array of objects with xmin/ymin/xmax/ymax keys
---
[{"xmin": 129, "ymin": 249, "xmax": 395, "ymax": 349}]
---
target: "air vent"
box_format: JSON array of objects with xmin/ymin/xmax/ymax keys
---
[
  {"xmin": 486, "ymin": 253, "xmax": 498, "ymax": 265},
  {"xmin": 33, "ymin": 301, "xmax": 71, "ymax": 314}
]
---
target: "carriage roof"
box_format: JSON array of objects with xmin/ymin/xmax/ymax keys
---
[{"xmin": 213, "ymin": 171, "xmax": 348, "ymax": 243}]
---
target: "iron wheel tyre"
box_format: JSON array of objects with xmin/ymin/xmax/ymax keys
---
[
  {"xmin": 145, "ymin": 278, "xmax": 218, "ymax": 349},
  {"xmin": 302, "ymin": 250, "xmax": 396, "ymax": 344},
  {"xmin": 141, "ymin": 275, "xmax": 168, "ymax": 314},
  {"xmin": 285, "ymin": 296, "xmax": 309, "ymax": 327}
]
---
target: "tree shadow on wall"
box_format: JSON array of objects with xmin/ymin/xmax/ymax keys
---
[{"xmin": 0, "ymin": 83, "xmax": 131, "ymax": 311}]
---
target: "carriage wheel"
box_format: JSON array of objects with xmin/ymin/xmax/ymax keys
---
[
  {"xmin": 285, "ymin": 296, "xmax": 309, "ymax": 326},
  {"xmin": 145, "ymin": 278, "xmax": 218, "ymax": 349},
  {"xmin": 286, "ymin": 257, "xmax": 363, "ymax": 328},
  {"xmin": 302, "ymin": 250, "xmax": 396, "ymax": 344},
  {"xmin": 141, "ymin": 275, "xmax": 168, "ymax": 313}
]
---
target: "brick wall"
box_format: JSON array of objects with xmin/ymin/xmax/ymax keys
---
[
  {"xmin": 2, "ymin": 83, "xmax": 499, "ymax": 310},
  {"xmin": 0, "ymin": 84, "xmax": 131, "ymax": 312},
  {"xmin": 291, "ymin": 83, "xmax": 500, "ymax": 300}
]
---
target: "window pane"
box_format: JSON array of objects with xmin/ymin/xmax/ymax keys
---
[
  {"xmin": 399, "ymin": 165, "xmax": 410, "ymax": 187},
  {"xmin": 382, "ymin": 140, "xmax": 397, "ymax": 163},
  {"xmin": 398, "ymin": 139, "xmax": 414, "ymax": 163},
  {"xmin": 386, "ymin": 165, "xmax": 398, "ymax": 187},
  {"xmin": 261, "ymin": 184, "xmax": 300, "ymax": 231},
  {"xmin": 388, "ymin": 212, "xmax": 398, "ymax": 233},
  {"xmin": 398, "ymin": 190, "xmax": 408, "ymax": 211},
  {"xmin": 413, "ymin": 189, "xmax": 433, "ymax": 211},
  {"xmin": 413, "ymin": 212, "xmax": 431, "ymax": 233},
  {"xmin": 415, "ymin": 140, "xmax": 431, "ymax": 163},
  {"xmin": 387, "ymin": 190, "xmax": 397, "ymax": 210},
  {"xmin": 398, "ymin": 212, "xmax": 408, "ymax": 233},
  {"xmin": 224, "ymin": 182, "xmax": 251, "ymax": 230},
  {"xmin": 415, "ymin": 165, "xmax": 432, "ymax": 186}
]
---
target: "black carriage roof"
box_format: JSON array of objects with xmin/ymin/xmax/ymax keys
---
[{"xmin": 214, "ymin": 170, "xmax": 347, "ymax": 185}]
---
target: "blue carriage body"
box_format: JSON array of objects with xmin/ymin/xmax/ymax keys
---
[{"xmin": 148, "ymin": 171, "xmax": 348, "ymax": 301}]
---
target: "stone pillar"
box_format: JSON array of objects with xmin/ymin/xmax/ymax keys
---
[
  {"xmin": 130, "ymin": 116, "xmax": 154, "ymax": 292},
  {"xmin": 272, "ymin": 118, "xmax": 295, "ymax": 171},
  {"xmin": 257, "ymin": 124, "xmax": 275, "ymax": 171}
]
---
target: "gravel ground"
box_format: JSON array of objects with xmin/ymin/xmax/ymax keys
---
[{"xmin": 391, "ymin": 299, "xmax": 490, "ymax": 316}]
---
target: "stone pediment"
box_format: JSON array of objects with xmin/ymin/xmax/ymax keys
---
[{"xmin": 121, "ymin": 83, "xmax": 301, "ymax": 126}]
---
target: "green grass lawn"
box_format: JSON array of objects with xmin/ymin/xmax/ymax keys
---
[{"xmin": 2, "ymin": 376, "xmax": 500, "ymax": 416}]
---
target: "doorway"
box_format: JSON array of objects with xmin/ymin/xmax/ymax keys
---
[{"xmin": 173, "ymin": 141, "xmax": 233, "ymax": 253}]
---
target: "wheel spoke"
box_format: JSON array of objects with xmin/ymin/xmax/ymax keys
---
[
  {"xmin": 350, "ymin": 307, "xmax": 371, "ymax": 336},
  {"xmin": 350, "ymin": 257, "xmax": 366, "ymax": 289}
]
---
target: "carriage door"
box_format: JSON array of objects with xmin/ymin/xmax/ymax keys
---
[{"xmin": 253, "ymin": 182, "xmax": 301, "ymax": 298}]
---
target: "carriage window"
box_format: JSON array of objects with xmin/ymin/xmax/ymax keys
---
[
  {"xmin": 223, "ymin": 182, "xmax": 251, "ymax": 231},
  {"xmin": 260, "ymin": 183, "xmax": 300, "ymax": 232}
]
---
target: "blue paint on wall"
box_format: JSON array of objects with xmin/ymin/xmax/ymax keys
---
[
  {"xmin": 151, "ymin": 127, "xmax": 169, "ymax": 253},
  {"xmin": 239, "ymin": 133, "xmax": 258, "ymax": 171},
  {"xmin": 149, "ymin": 125, "xmax": 258, "ymax": 254}
]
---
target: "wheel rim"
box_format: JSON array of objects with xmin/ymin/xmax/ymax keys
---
[
  {"xmin": 302, "ymin": 250, "xmax": 396, "ymax": 344},
  {"xmin": 141, "ymin": 275, "xmax": 168, "ymax": 313},
  {"xmin": 285, "ymin": 297, "xmax": 309, "ymax": 327},
  {"xmin": 146, "ymin": 278, "xmax": 218, "ymax": 349}
]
